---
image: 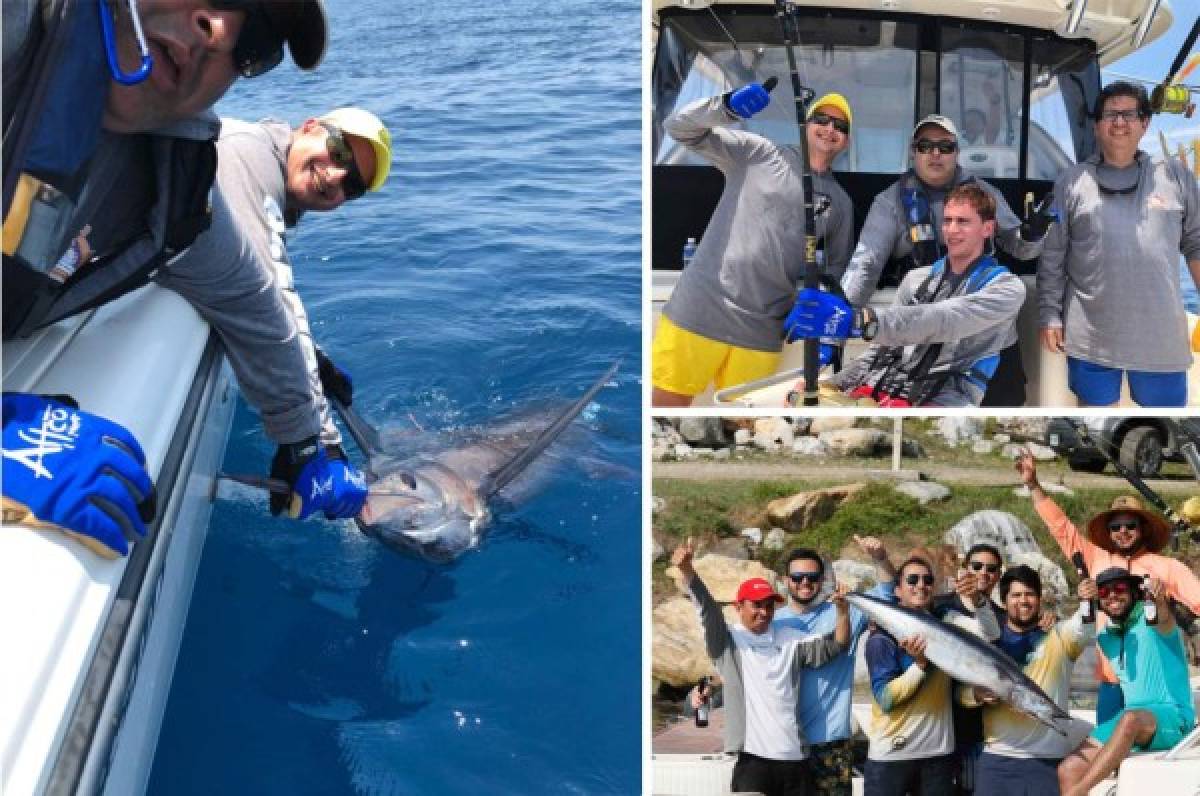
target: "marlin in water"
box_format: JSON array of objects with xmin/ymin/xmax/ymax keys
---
[{"xmin": 334, "ymin": 361, "xmax": 620, "ymax": 562}]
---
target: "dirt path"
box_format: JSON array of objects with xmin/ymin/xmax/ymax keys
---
[{"xmin": 654, "ymin": 458, "xmax": 1200, "ymax": 494}]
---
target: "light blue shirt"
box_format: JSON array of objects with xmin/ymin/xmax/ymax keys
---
[{"xmin": 774, "ymin": 582, "xmax": 894, "ymax": 744}]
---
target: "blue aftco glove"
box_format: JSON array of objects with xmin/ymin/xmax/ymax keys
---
[
  {"xmin": 726, "ymin": 82, "xmax": 771, "ymax": 119},
  {"xmin": 270, "ymin": 438, "xmax": 368, "ymax": 520},
  {"xmin": 783, "ymin": 288, "xmax": 861, "ymax": 344},
  {"xmin": 2, "ymin": 393, "xmax": 156, "ymax": 559}
]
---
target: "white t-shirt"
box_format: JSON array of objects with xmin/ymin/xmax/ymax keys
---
[{"xmin": 731, "ymin": 624, "xmax": 819, "ymax": 760}]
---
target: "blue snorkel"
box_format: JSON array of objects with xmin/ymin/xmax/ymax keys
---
[{"xmin": 98, "ymin": 0, "xmax": 152, "ymax": 85}]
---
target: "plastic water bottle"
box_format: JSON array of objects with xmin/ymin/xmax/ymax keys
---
[{"xmin": 682, "ymin": 237, "xmax": 697, "ymax": 269}]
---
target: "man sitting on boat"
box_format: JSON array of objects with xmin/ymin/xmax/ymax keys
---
[
  {"xmin": 1037, "ymin": 81, "xmax": 1200, "ymax": 408},
  {"xmin": 672, "ymin": 538, "xmax": 851, "ymax": 796},
  {"xmin": 783, "ymin": 182, "xmax": 1026, "ymax": 407},
  {"xmin": 2, "ymin": 0, "xmax": 328, "ymax": 556},
  {"xmin": 960, "ymin": 565, "xmax": 1095, "ymax": 796},
  {"xmin": 156, "ymin": 107, "xmax": 393, "ymax": 521},
  {"xmin": 1057, "ymin": 568, "xmax": 1196, "ymax": 796},
  {"xmin": 651, "ymin": 82, "xmax": 855, "ymax": 407},
  {"xmin": 773, "ymin": 538, "xmax": 896, "ymax": 795},
  {"xmin": 1015, "ymin": 452, "xmax": 1200, "ymax": 725},
  {"xmin": 863, "ymin": 555, "xmax": 1000, "ymax": 796}
]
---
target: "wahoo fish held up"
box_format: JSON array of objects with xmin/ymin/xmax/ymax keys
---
[
  {"xmin": 340, "ymin": 361, "xmax": 619, "ymax": 562},
  {"xmin": 846, "ymin": 593, "xmax": 1073, "ymax": 734}
]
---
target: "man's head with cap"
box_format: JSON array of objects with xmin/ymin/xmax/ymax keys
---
[
  {"xmin": 736, "ymin": 577, "xmax": 784, "ymax": 634},
  {"xmin": 911, "ymin": 114, "xmax": 960, "ymax": 188},
  {"xmin": 287, "ymin": 107, "xmax": 393, "ymax": 212},
  {"xmin": 1094, "ymin": 567, "xmax": 1143, "ymax": 622},
  {"xmin": 806, "ymin": 92, "xmax": 852, "ymax": 170},
  {"xmin": 104, "ymin": 0, "xmax": 328, "ymax": 133}
]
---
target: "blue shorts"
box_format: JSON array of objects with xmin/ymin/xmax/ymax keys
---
[
  {"xmin": 974, "ymin": 753, "xmax": 1059, "ymax": 796},
  {"xmin": 1066, "ymin": 357, "xmax": 1187, "ymax": 407}
]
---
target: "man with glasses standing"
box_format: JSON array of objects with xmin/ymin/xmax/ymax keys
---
[
  {"xmin": 1057, "ymin": 568, "xmax": 1195, "ymax": 796},
  {"xmin": 774, "ymin": 537, "xmax": 895, "ymax": 795},
  {"xmin": 156, "ymin": 108, "xmax": 392, "ymax": 521},
  {"xmin": 1038, "ymin": 81, "xmax": 1200, "ymax": 407},
  {"xmin": 672, "ymin": 537, "xmax": 851, "ymax": 796},
  {"xmin": 2, "ymin": 0, "xmax": 327, "ymax": 557},
  {"xmin": 863, "ymin": 556, "xmax": 999, "ymax": 796},
  {"xmin": 1015, "ymin": 451, "xmax": 1200, "ymax": 724}
]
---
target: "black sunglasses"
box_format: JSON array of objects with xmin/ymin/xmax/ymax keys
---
[
  {"xmin": 810, "ymin": 112, "xmax": 850, "ymax": 136},
  {"xmin": 210, "ymin": 1, "xmax": 284, "ymax": 79},
  {"xmin": 318, "ymin": 122, "xmax": 369, "ymax": 201},
  {"xmin": 1108, "ymin": 520, "xmax": 1140, "ymax": 533},
  {"xmin": 904, "ymin": 574, "xmax": 935, "ymax": 586},
  {"xmin": 968, "ymin": 561, "xmax": 1001, "ymax": 574},
  {"xmin": 789, "ymin": 572, "xmax": 822, "ymax": 584},
  {"xmin": 914, "ymin": 139, "xmax": 958, "ymax": 155}
]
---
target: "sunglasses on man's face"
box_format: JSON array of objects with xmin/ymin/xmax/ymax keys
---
[
  {"xmin": 318, "ymin": 122, "xmax": 368, "ymax": 200},
  {"xmin": 1108, "ymin": 520, "xmax": 1140, "ymax": 533},
  {"xmin": 211, "ymin": 1, "xmax": 285, "ymax": 78},
  {"xmin": 789, "ymin": 572, "xmax": 822, "ymax": 585},
  {"xmin": 914, "ymin": 139, "xmax": 958, "ymax": 155},
  {"xmin": 809, "ymin": 112, "xmax": 850, "ymax": 136},
  {"xmin": 968, "ymin": 561, "xmax": 1001, "ymax": 574},
  {"xmin": 904, "ymin": 574, "xmax": 935, "ymax": 587},
  {"xmin": 1097, "ymin": 582, "xmax": 1133, "ymax": 599}
]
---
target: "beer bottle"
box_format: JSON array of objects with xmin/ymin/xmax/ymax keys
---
[
  {"xmin": 695, "ymin": 676, "xmax": 710, "ymax": 728},
  {"xmin": 1143, "ymin": 575, "xmax": 1159, "ymax": 625},
  {"xmin": 1071, "ymin": 553, "xmax": 1094, "ymax": 624}
]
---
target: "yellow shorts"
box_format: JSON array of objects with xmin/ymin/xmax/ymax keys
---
[{"xmin": 652, "ymin": 316, "xmax": 780, "ymax": 396}]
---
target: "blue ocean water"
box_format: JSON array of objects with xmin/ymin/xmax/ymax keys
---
[{"xmin": 148, "ymin": 2, "xmax": 641, "ymax": 794}]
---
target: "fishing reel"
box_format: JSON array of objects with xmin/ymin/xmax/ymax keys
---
[{"xmin": 1152, "ymin": 82, "xmax": 1195, "ymax": 117}]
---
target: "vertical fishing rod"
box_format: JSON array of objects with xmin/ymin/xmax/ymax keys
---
[
  {"xmin": 774, "ymin": 0, "xmax": 820, "ymax": 406},
  {"xmin": 1064, "ymin": 419, "xmax": 1195, "ymax": 548}
]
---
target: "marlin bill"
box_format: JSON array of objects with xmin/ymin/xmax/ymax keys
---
[{"xmin": 347, "ymin": 361, "xmax": 620, "ymax": 562}]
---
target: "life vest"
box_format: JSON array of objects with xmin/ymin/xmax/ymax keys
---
[
  {"xmin": 865, "ymin": 257, "xmax": 1008, "ymax": 406},
  {"xmin": 1, "ymin": 0, "xmax": 216, "ymax": 340}
]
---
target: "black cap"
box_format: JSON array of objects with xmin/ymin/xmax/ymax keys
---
[
  {"xmin": 1095, "ymin": 567, "xmax": 1141, "ymax": 589},
  {"xmin": 262, "ymin": 0, "xmax": 328, "ymax": 70}
]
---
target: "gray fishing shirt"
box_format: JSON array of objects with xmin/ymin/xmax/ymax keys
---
[
  {"xmin": 841, "ymin": 169, "xmax": 1040, "ymax": 308},
  {"xmin": 686, "ymin": 573, "xmax": 845, "ymax": 756},
  {"xmin": 1037, "ymin": 151, "xmax": 1200, "ymax": 371},
  {"xmin": 156, "ymin": 119, "xmax": 339, "ymax": 447},
  {"xmin": 829, "ymin": 256, "xmax": 1026, "ymax": 406},
  {"xmin": 661, "ymin": 96, "xmax": 855, "ymax": 352}
]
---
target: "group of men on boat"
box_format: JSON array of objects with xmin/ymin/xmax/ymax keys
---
[
  {"xmin": 651, "ymin": 77, "xmax": 1200, "ymax": 408},
  {"xmin": 3, "ymin": 1, "xmax": 386, "ymax": 558},
  {"xmin": 670, "ymin": 451, "xmax": 1199, "ymax": 796}
]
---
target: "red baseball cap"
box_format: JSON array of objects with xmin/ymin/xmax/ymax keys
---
[{"xmin": 736, "ymin": 578, "xmax": 784, "ymax": 604}]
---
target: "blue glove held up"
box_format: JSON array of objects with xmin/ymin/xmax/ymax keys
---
[
  {"xmin": 2, "ymin": 393, "xmax": 155, "ymax": 558},
  {"xmin": 783, "ymin": 288, "xmax": 859, "ymax": 343},
  {"xmin": 727, "ymin": 83, "xmax": 770, "ymax": 119},
  {"xmin": 290, "ymin": 449, "xmax": 369, "ymax": 520}
]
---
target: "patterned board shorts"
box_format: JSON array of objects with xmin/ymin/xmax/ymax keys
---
[{"xmin": 809, "ymin": 738, "xmax": 856, "ymax": 796}]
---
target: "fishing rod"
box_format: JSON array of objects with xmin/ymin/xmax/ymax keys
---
[
  {"xmin": 774, "ymin": 0, "xmax": 821, "ymax": 406},
  {"xmin": 1063, "ymin": 418, "xmax": 1197, "ymax": 548},
  {"xmin": 1151, "ymin": 15, "xmax": 1200, "ymax": 115}
]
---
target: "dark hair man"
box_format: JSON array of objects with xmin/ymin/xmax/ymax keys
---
[
  {"xmin": 1057, "ymin": 568, "xmax": 1195, "ymax": 796},
  {"xmin": 1038, "ymin": 81, "xmax": 1200, "ymax": 407},
  {"xmin": 673, "ymin": 537, "xmax": 850, "ymax": 796},
  {"xmin": 785, "ymin": 182, "xmax": 1025, "ymax": 407}
]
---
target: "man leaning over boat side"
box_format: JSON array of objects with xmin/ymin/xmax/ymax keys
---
[
  {"xmin": 1, "ymin": 0, "xmax": 327, "ymax": 557},
  {"xmin": 672, "ymin": 538, "xmax": 851, "ymax": 796},
  {"xmin": 1015, "ymin": 452, "xmax": 1200, "ymax": 724},
  {"xmin": 863, "ymin": 555, "xmax": 1000, "ymax": 796},
  {"xmin": 960, "ymin": 565, "xmax": 1095, "ymax": 796},
  {"xmin": 155, "ymin": 108, "xmax": 394, "ymax": 521},
  {"xmin": 772, "ymin": 537, "xmax": 896, "ymax": 796},
  {"xmin": 650, "ymin": 83, "xmax": 855, "ymax": 407},
  {"xmin": 783, "ymin": 182, "xmax": 1025, "ymax": 407},
  {"xmin": 1057, "ymin": 568, "xmax": 1197, "ymax": 796},
  {"xmin": 1037, "ymin": 81, "xmax": 1200, "ymax": 408}
]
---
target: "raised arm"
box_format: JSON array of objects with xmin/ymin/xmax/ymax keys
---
[
  {"xmin": 663, "ymin": 94, "xmax": 770, "ymax": 174},
  {"xmin": 1015, "ymin": 450, "xmax": 1095, "ymax": 570},
  {"xmin": 674, "ymin": 538, "xmax": 732, "ymax": 660}
]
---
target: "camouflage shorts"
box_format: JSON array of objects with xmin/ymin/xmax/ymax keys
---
[{"xmin": 809, "ymin": 739, "xmax": 855, "ymax": 796}]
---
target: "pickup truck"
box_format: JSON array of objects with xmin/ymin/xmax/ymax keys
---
[{"xmin": 1045, "ymin": 418, "xmax": 1187, "ymax": 478}]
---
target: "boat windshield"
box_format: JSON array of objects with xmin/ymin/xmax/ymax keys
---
[{"xmin": 653, "ymin": 9, "xmax": 1100, "ymax": 181}]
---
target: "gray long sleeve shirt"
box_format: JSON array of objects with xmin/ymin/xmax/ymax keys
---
[
  {"xmin": 841, "ymin": 169, "xmax": 1040, "ymax": 308},
  {"xmin": 662, "ymin": 96, "xmax": 855, "ymax": 352},
  {"xmin": 830, "ymin": 256, "xmax": 1026, "ymax": 406},
  {"xmin": 686, "ymin": 573, "xmax": 845, "ymax": 756},
  {"xmin": 1037, "ymin": 151, "xmax": 1200, "ymax": 371},
  {"xmin": 155, "ymin": 119, "xmax": 339, "ymax": 447}
]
